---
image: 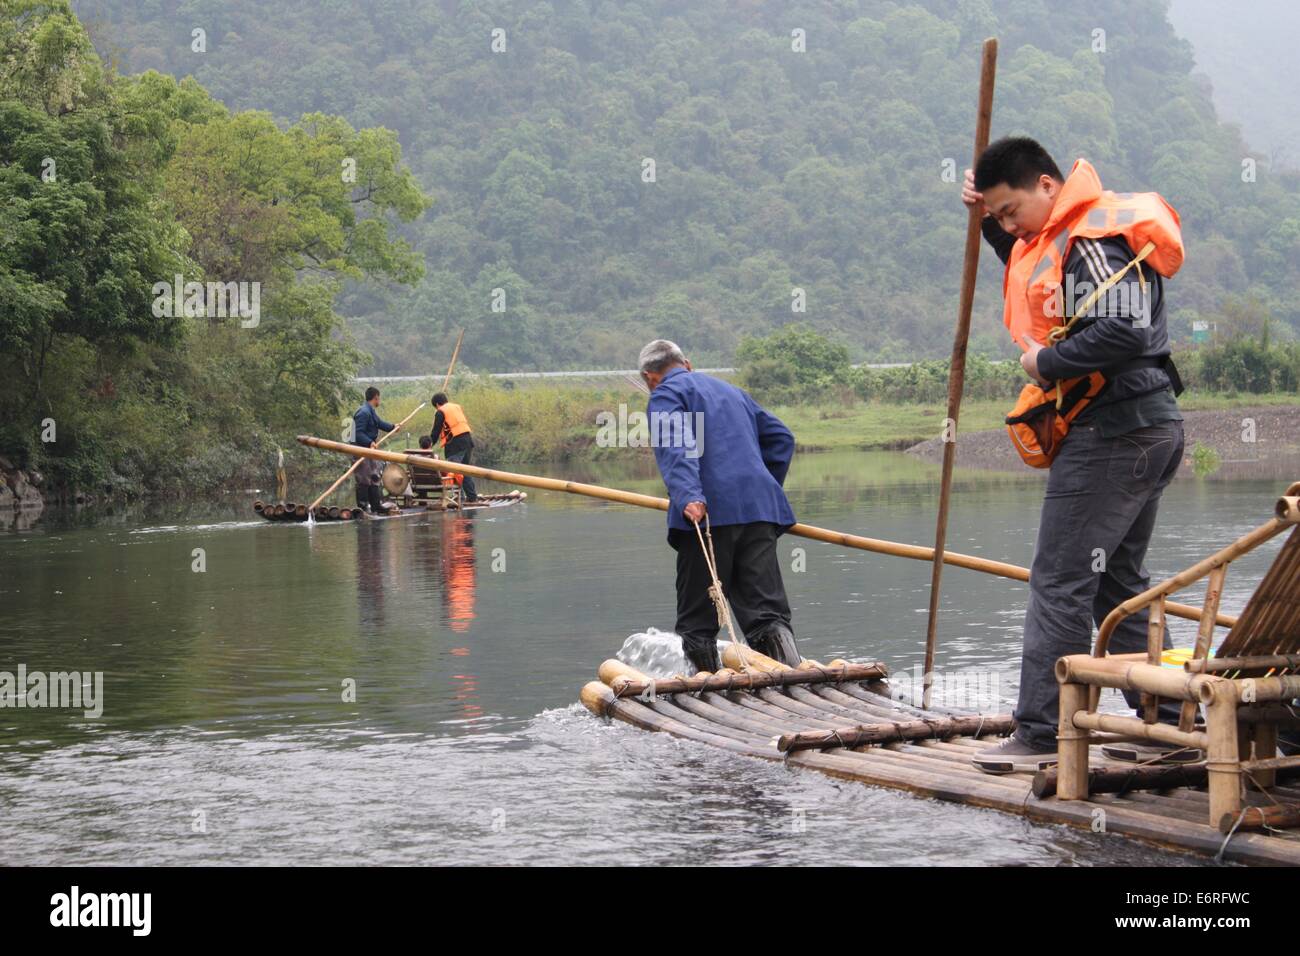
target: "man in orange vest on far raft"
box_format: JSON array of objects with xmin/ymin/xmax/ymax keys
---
[
  {"xmin": 962, "ymin": 137, "xmax": 1190, "ymax": 775},
  {"xmin": 430, "ymin": 392, "xmax": 478, "ymax": 502}
]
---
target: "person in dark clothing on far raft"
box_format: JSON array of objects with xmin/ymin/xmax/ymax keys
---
[
  {"xmin": 352, "ymin": 386, "xmax": 398, "ymax": 514},
  {"xmin": 430, "ymin": 392, "xmax": 478, "ymax": 501}
]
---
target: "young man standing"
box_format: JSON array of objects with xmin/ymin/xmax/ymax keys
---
[
  {"xmin": 963, "ymin": 138, "xmax": 1189, "ymax": 773},
  {"xmin": 353, "ymin": 386, "xmax": 396, "ymax": 514},
  {"xmin": 430, "ymin": 392, "xmax": 478, "ymax": 502}
]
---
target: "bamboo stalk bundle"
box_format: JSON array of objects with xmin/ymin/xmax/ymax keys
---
[
  {"xmin": 777, "ymin": 713, "xmax": 1013, "ymax": 752},
  {"xmin": 1219, "ymin": 803, "xmax": 1300, "ymax": 834},
  {"xmin": 601, "ymin": 660, "xmax": 890, "ymax": 699}
]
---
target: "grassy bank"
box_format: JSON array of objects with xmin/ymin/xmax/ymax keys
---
[{"xmin": 354, "ymin": 377, "xmax": 1300, "ymax": 461}]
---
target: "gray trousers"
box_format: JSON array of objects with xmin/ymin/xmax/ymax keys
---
[
  {"xmin": 353, "ymin": 456, "xmax": 383, "ymax": 488},
  {"xmin": 1014, "ymin": 420, "xmax": 1185, "ymax": 748}
]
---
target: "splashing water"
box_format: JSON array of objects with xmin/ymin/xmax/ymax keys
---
[{"xmin": 615, "ymin": 627, "xmax": 730, "ymax": 677}]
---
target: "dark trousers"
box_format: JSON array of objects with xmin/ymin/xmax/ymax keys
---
[
  {"xmin": 444, "ymin": 434, "xmax": 477, "ymax": 500},
  {"xmin": 353, "ymin": 455, "xmax": 382, "ymax": 488},
  {"xmin": 1014, "ymin": 420, "xmax": 1185, "ymax": 748},
  {"xmin": 668, "ymin": 521, "xmax": 792, "ymax": 668}
]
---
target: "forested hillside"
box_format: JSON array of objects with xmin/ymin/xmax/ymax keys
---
[{"xmin": 72, "ymin": 0, "xmax": 1300, "ymax": 373}]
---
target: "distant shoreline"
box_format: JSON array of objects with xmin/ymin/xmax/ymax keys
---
[{"xmin": 905, "ymin": 404, "xmax": 1300, "ymax": 479}]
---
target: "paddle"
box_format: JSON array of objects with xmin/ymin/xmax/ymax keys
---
[{"xmin": 922, "ymin": 37, "xmax": 997, "ymax": 708}]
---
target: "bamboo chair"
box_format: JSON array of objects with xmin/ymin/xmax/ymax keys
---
[
  {"xmin": 402, "ymin": 449, "xmax": 457, "ymax": 507},
  {"xmin": 1055, "ymin": 481, "xmax": 1300, "ymax": 831}
]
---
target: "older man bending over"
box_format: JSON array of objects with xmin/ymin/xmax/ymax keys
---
[{"xmin": 639, "ymin": 339, "xmax": 802, "ymax": 673}]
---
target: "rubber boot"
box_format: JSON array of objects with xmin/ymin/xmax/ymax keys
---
[
  {"xmin": 369, "ymin": 484, "xmax": 388, "ymax": 513},
  {"xmin": 747, "ymin": 621, "xmax": 801, "ymax": 667},
  {"xmin": 356, "ymin": 487, "xmax": 370, "ymax": 513},
  {"xmin": 683, "ymin": 639, "xmax": 721, "ymax": 674}
]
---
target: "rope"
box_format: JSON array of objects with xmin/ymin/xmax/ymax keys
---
[
  {"xmin": 692, "ymin": 514, "xmax": 749, "ymax": 670},
  {"xmin": 1216, "ymin": 809, "xmax": 1250, "ymax": 863},
  {"xmin": 1047, "ymin": 240, "xmax": 1156, "ymax": 410}
]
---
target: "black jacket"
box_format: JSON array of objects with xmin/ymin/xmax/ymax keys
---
[{"xmin": 982, "ymin": 216, "xmax": 1179, "ymax": 413}]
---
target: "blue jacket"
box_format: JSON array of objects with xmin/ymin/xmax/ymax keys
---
[
  {"xmin": 648, "ymin": 367, "xmax": 796, "ymax": 533},
  {"xmin": 353, "ymin": 402, "xmax": 395, "ymax": 447}
]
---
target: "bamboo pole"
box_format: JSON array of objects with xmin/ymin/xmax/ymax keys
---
[
  {"xmin": 1035, "ymin": 760, "xmax": 1300, "ymax": 799},
  {"xmin": 776, "ymin": 713, "xmax": 1013, "ymax": 752},
  {"xmin": 1219, "ymin": 803, "xmax": 1300, "ymax": 834},
  {"xmin": 924, "ymin": 36, "xmax": 997, "ymax": 709},
  {"xmin": 1142, "ymin": 595, "xmax": 1166, "ymax": 722},
  {"xmin": 1204, "ymin": 685, "xmax": 1241, "ymax": 825},
  {"xmin": 1071, "ymin": 712, "xmax": 1208, "ymax": 750},
  {"xmin": 442, "ymin": 328, "xmax": 465, "ymax": 391},
  {"xmin": 1181, "ymin": 565, "xmax": 1225, "ymax": 730},
  {"xmin": 295, "ymin": 435, "xmax": 1233, "ymax": 629},
  {"xmin": 603, "ymin": 661, "xmax": 890, "ymax": 699},
  {"xmin": 1056, "ymin": 678, "xmax": 1091, "ymax": 800}
]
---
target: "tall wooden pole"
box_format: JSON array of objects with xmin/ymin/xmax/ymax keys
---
[
  {"xmin": 441, "ymin": 328, "xmax": 465, "ymax": 390},
  {"xmin": 922, "ymin": 38, "xmax": 997, "ymax": 708}
]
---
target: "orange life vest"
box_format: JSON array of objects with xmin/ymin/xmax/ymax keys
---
[
  {"xmin": 999, "ymin": 160, "xmax": 1184, "ymax": 469},
  {"xmin": 438, "ymin": 402, "xmax": 472, "ymax": 445},
  {"xmin": 1002, "ymin": 158, "xmax": 1184, "ymax": 350}
]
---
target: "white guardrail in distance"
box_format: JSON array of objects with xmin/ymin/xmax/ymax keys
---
[{"xmin": 356, "ymin": 363, "xmax": 914, "ymax": 383}]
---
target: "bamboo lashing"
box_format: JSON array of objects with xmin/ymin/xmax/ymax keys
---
[
  {"xmin": 924, "ymin": 37, "xmax": 997, "ymax": 709},
  {"xmin": 295, "ymin": 435, "xmax": 1232, "ymax": 628}
]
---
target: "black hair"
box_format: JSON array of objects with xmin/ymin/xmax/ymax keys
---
[
  {"xmin": 974, "ymin": 137, "xmax": 1064, "ymax": 191},
  {"xmin": 419, "ymin": 435, "xmax": 433, "ymax": 449},
  {"xmin": 365, "ymin": 386, "xmax": 380, "ymax": 401},
  {"xmin": 432, "ymin": 392, "xmax": 448, "ymax": 406}
]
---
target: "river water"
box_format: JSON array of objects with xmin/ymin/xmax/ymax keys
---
[{"xmin": 0, "ymin": 451, "xmax": 1287, "ymax": 865}]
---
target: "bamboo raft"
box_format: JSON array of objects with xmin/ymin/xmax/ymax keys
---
[
  {"xmin": 253, "ymin": 490, "xmax": 526, "ymax": 522},
  {"xmin": 581, "ymin": 645, "xmax": 1300, "ymax": 866}
]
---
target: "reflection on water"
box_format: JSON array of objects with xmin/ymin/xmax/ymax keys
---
[{"xmin": 0, "ymin": 450, "xmax": 1289, "ymax": 865}]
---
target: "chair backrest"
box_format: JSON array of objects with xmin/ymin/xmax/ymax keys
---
[
  {"xmin": 1214, "ymin": 525, "xmax": 1300, "ymax": 666},
  {"xmin": 405, "ymin": 450, "xmax": 444, "ymax": 498}
]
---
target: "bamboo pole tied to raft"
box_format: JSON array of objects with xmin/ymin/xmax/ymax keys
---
[{"xmin": 295, "ymin": 435, "xmax": 1232, "ymax": 630}]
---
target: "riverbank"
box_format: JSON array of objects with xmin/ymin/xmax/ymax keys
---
[
  {"xmin": 11, "ymin": 383, "xmax": 1299, "ymax": 526},
  {"xmin": 907, "ymin": 403, "xmax": 1300, "ymax": 479},
  {"xmin": 375, "ymin": 379, "xmax": 1300, "ymax": 458}
]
